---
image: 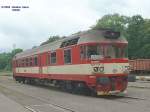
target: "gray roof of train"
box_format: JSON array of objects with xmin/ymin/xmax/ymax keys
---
[{"xmin": 14, "ymin": 30, "xmax": 127, "ymax": 60}]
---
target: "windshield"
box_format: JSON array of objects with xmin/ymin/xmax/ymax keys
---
[
  {"xmin": 104, "ymin": 45, "xmax": 128, "ymax": 58},
  {"xmin": 80, "ymin": 44, "xmax": 128, "ymax": 60}
]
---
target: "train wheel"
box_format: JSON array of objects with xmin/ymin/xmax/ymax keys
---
[
  {"xmin": 59, "ymin": 81, "xmax": 66, "ymax": 91},
  {"xmin": 18, "ymin": 78, "xmax": 22, "ymax": 83},
  {"xmin": 22, "ymin": 78, "xmax": 25, "ymax": 84},
  {"xmin": 58, "ymin": 81, "xmax": 74, "ymax": 93},
  {"xmin": 72, "ymin": 82, "xmax": 87, "ymax": 95},
  {"xmin": 90, "ymin": 90, "xmax": 97, "ymax": 97},
  {"xmin": 26, "ymin": 78, "xmax": 32, "ymax": 84},
  {"xmin": 65, "ymin": 81, "xmax": 73, "ymax": 93}
]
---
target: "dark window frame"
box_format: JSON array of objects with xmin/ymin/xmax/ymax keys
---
[
  {"xmin": 22, "ymin": 59, "xmax": 25, "ymax": 67},
  {"xmin": 16, "ymin": 60, "xmax": 18, "ymax": 67},
  {"xmin": 34, "ymin": 56, "xmax": 38, "ymax": 66},
  {"xmin": 80, "ymin": 44, "xmax": 102, "ymax": 60},
  {"xmin": 64, "ymin": 48, "xmax": 72, "ymax": 64},
  {"xmin": 19, "ymin": 59, "xmax": 21, "ymax": 67},
  {"xmin": 50, "ymin": 52, "xmax": 57, "ymax": 64},
  {"xmin": 86, "ymin": 45, "xmax": 101, "ymax": 59},
  {"xmin": 25, "ymin": 58, "xmax": 28, "ymax": 66},
  {"xmin": 29, "ymin": 57, "xmax": 33, "ymax": 66}
]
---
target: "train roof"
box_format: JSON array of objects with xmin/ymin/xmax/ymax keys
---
[{"xmin": 14, "ymin": 29, "xmax": 128, "ymax": 60}]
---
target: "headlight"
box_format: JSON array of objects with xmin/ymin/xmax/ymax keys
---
[
  {"xmin": 125, "ymin": 66, "xmax": 130, "ymax": 71},
  {"xmin": 112, "ymin": 69, "xmax": 118, "ymax": 73},
  {"xmin": 93, "ymin": 67, "xmax": 104, "ymax": 73},
  {"xmin": 124, "ymin": 66, "xmax": 130, "ymax": 73}
]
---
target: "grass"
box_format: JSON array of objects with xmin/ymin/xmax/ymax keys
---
[{"xmin": 0, "ymin": 70, "xmax": 12, "ymax": 76}]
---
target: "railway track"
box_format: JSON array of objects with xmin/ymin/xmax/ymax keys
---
[
  {"xmin": 0, "ymin": 83, "xmax": 76, "ymax": 112},
  {"xmin": 25, "ymin": 103, "xmax": 75, "ymax": 112},
  {"xmin": 98, "ymin": 94, "xmax": 146, "ymax": 104},
  {"xmin": 0, "ymin": 76, "xmax": 149, "ymax": 112},
  {"xmin": 22, "ymin": 94, "xmax": 147, "ymax": 112}
]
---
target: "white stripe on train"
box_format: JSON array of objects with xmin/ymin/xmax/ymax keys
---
[{"xmin": 16, "ymin": 63, "xmax": 129, "ymax": 75}]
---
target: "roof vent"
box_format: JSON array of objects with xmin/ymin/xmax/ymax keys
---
[{"xmin": 60, "ymin": 37, "xmax": 80, "ymax": 48}]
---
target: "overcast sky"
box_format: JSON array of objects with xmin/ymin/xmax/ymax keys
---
[{"xmin": 0, "ymin": 0, "xmax": 150, "ymax": 52}]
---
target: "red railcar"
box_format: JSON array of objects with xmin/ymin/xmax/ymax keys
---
[
  {"xmin": 12, "ymin": 29, "xmax": 129, "ymax": 95},
  {"xmin": 129, "ymin": 59, "xmax": 150, "ymax": 73}
]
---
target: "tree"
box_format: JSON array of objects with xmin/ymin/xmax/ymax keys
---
[
  {"xmin": 0, "ymin": 53, "xmax": 9, "ymax": 70},
  {"xmin": 137, "ymin": 44, "xmax": 150, "ymax": 58},
  {"xmin": 126, "ymin": 15, "xmax": 145, "ymax": 58},
  {"xmin": 11, "ymin": 48, "xmax": 23, "ymax": 57},
  {"xmin": 92, "ymin": 13, "xmax": 129, "ymax": 33},
  {"xmin": 0, "ymin": 48, "xmax": 23, "ymax": 71}
]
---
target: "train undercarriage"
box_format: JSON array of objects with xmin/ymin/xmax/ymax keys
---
[{"xmin": 13, "ymin": 75, "xmax": 128, "ymax": 96}]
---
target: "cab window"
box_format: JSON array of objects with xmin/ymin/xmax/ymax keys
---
[
  {"xmin": 80, "ymin": 44, "xmax": 101, "ymax": 59},
  {"xmin": 87, "ymin": 45, "xmax": 100, "ymax": 58}
]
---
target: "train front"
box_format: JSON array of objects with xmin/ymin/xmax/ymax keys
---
[{"xmin": 83, "ymin": 30, "xmax": 130, "ymax": 95}]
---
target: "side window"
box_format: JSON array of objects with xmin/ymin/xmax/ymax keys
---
[
  {"xmin": 80, "ymin": 46, "xmax": 86, "ymax": 59},
  {"xmin": 64, "ymin": 49, "xmax": 71, "ymax": 64},
  {"xmin": 17, "ymin": 60, "xmax": 20, "ymax": 67},
  {"xmin": 51, "ymin": 52, "xmax": 56, "ymax": 64},
  {"xmin": 34, "ymin": 57, "xmax": 38, "ymax": 66},
  {"xmin": 30, "ymin": 57, "xmax": 32, "ymax": 66},
  {"xmin": 22, "ymin": 59, "xmax": 25, "ymax": 67},
  {"xmin": 18, "ymin": 59, "xmax": 20, "ymax": 67},
  {"xmin": 16, "ymin": 60, "xmax": 19, "ymax": 67},
  {"xmin": 26, "ymin": 58, "xmax": 29, "ymax": 66},
  {"xmin": 20, "ymin": 59, "xmax": 22, "ymax": 67},
  {"xmin": 16, "ymin": 60, "xmax": 18, "ymax": 67}
]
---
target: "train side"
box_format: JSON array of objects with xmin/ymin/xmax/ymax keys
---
[{"xmin": 12, "ymin": 29, "xmax": 130, "ymax": 95}]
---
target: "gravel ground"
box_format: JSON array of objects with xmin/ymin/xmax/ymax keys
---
[
  {"xmin": 0, "ymin": 76, "xmax": 150, "ymax": 112},
  {"xmin": 0, "ymin": 93, "xmax": 30, "ymax": 112},
  {"xmin": 128, "ymin": 81, "xmax": 150, "ymax": 89}
]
